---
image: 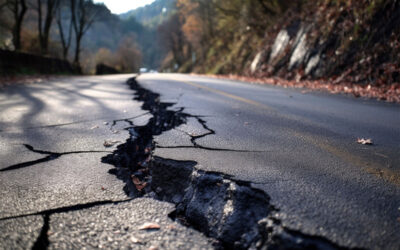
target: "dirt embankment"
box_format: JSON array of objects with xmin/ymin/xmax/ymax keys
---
[{"xmin": 247, "ymin": 0, "xmax": 400, "ymax": 102}]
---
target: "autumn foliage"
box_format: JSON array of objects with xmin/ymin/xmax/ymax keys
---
[{"xmin": 157, "ymin": 0, "xmax": 400, "ymax": 102}]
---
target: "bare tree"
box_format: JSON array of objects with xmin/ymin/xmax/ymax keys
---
[
  {"xmin": 5, "ymin": 0, "xmax": 27, "ymax": 50},
  {"xmin": 70, "ymin": 0, "xmax": 102, "ymax": 66},
  {"xmin": 36, "ymin": 0, "xmax": 59, "ymax": 54},
  {"xmin": 56, "ymin": 0, "xmax": 72, "ymax": 60}
]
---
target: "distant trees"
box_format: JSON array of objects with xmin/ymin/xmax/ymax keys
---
[
  {"xmin": 4, "ymin": 0, "xmax": 27, "ymax": 50},
  {"xmin": 35, "ymin": 0, "xmax": 59, "ymax": 54},
  {"xmin": 114, "ymin": 36, "xmax": 141, "ymax": 72},
  {"xmin": 157, "ymin": 0, "xmax": 294, "ymax": 73},
  {"xmin": 70, "ymin": 0, "xmax": 106, "ymax": 66},
  {"xmin": 158, "ymin": 13, "xmax": 186, "ymax": 67},
  {"xmin": 0, "ymin": 0, "xmax": 139, "ymax": 73},
  {"xmin": 95, "ymin": 35, "xmax": 142, "ymax": 73}
]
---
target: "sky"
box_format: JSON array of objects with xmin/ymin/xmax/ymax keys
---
[{"xmin": 93, "ymin": 0, "xmax": 155, "ymax": 14}]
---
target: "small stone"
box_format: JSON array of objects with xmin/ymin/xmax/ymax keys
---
[{"xmin": 131, "ymin": 236, "xmax": 141, "ymax": 243}]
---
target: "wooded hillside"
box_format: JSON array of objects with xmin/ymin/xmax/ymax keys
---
[{"xmin": 154, "ymin": 0, "xmax": 399, "ymax": 101}]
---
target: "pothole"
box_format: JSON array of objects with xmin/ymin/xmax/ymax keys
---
[{"xmin": 101, "ymin": 77, "xmax": 351, "ymax": 249}]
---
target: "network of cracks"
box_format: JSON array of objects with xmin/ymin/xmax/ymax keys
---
[{"xmin": 1, "ymin": 77, "xmax": 357, "ymax": 250}]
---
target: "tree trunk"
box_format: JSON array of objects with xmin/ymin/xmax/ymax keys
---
[
  {"xmin": 12, "ymin": 0, "xmax": 27, "ymax": 51},
  {"xmin": 37, "ymin": 0, "xmax": 43, "ymax": 52},
  {"xmin": 56, "ymin": 2, "xmax": 72, "ymax": 61},
  {"xmin": 73, "ymin": 33, "xmax": 82, "ymax": 66},
  {"xmin": 38, "ymin": 0, "xmax": 57, "ymax": 54},
  {"xmin": 42, "ymin": 0, "xmax": 57, "ymax": 53}
]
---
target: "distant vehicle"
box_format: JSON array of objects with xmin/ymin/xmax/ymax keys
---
[{"xmin": 139, "ymin": 68, "xmax": 148, "ymax": 73}]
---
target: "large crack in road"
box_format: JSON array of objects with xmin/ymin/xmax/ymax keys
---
[{"xmin": 102, "ymin": 77, "xmax": 352, "ymax": 249}]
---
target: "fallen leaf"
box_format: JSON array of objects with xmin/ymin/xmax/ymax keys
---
[
  {"xmin": 131, "ymin": 175, "xmax": 147, "ymax": 191},
  {"xmin": 131, "ymin": 175, "xmax": 141, "ymax": 185},
  {"xmin": 103, "ymin": 140, "xmax": 120, "ymax": 147},
  {"xmin": 136, "ymin": 183, "xmax": 147, "ymax": 191},
  {"xmin": 138, "ymin": 222, "xmax": 161, "ymax": 230},
  {"xmin": 101, "ymin": 186, "xmax": 105, "ymax": 191},
  {"xmin": 357, "ymin": 138, "xmax": 373, "ymax": 145}
]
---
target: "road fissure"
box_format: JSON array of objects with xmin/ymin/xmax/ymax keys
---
[{"xmin": 102, "ymin": 77, "xmax": 349, "ymax": 249}]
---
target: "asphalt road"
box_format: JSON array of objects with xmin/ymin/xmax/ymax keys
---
[
  {"xmin": 0, "ymin": 73, "xmax": 399, "ymax": 249},
  {"xmin": 138, "ymin": 73, "xmax": 400, "ymax": 249},
  {"xmin": 0, "ymin": 75, "xmax": 212, "ymax": 249}
]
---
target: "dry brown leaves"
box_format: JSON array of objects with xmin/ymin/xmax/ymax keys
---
[
  {"xmin": 131, "ymin": 175, "xmax": 147, "ymax": 191},
  {"xmin": 199, "ymin": 74, "xmax": 400, "ymax": 103}
]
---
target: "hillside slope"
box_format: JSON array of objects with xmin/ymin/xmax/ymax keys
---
[
  {"xmin": 251, "ymin": 0, "xmax": 400, "ymax": 87},
  {"xmin": 160, "ymin": 0, "xmax": 399, "ymax": 101}
]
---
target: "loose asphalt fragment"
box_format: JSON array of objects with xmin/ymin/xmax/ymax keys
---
[{"xmin": 101, "ymin": 77, "xmax": 357, "ymax": 249}]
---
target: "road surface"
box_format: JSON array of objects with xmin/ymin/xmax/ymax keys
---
[{"xmin": 1, "ymin": 73, "xmax": 399, "ymax": 249}]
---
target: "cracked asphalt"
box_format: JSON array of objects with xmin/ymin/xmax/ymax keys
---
[
  {"xmin": 1, "ymin": 73, "xmax": 399, "ymax": 249},
  {"xmin": 0, "ymin": 75, "xmax": 212, "ymax": 249},
  {"xmin": 140, "ymin": 74, "xmax": 400, "ymax": 249}
]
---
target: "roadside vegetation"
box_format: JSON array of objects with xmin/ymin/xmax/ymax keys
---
[{"xmin": 157, "ymin": 0, "xmax": 399, "ymax": 102}]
